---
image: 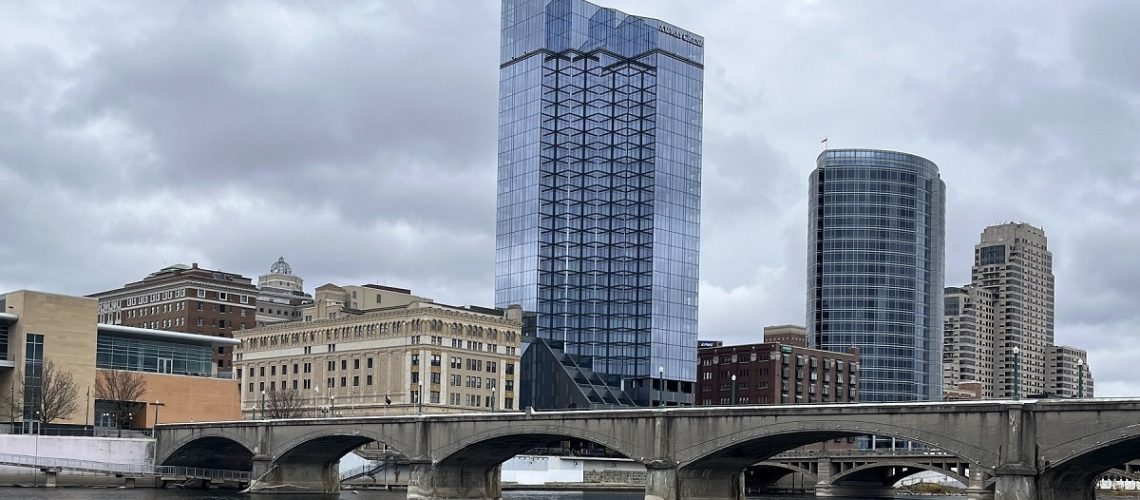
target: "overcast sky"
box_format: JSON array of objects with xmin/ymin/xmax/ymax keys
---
[{"xmin": 1, "ymin": 1, "xmax": 1137, "ymax": 396}]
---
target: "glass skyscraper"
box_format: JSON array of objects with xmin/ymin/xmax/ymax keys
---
[
  {"xmin": 807, "ymin": 149, "xmax": 946, "ymax": 403},
  {"xmin": 496, "ymin": 0, "xmax": 703, "ymax": 407}
]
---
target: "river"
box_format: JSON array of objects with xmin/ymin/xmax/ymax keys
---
[
  {"xmin": 0, "ymin": 491, "xmax": 958, "ymax": 500},
  {"xmin": 0, "ymin": 490, "xmax": 1135, "ymax": 500}
]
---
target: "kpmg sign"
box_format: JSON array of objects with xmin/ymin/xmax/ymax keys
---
[{"xmin": 659, "ymin": 24, "xmax": 703, "ymax": 47}]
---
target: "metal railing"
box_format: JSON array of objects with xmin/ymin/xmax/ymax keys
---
[
  {"xmin": 339, "ymin": 461, "xmax": 385, "ymax": 482},
  {"xmin": 771, "ymin": 448, "xmax": 956, "ymax": 459},
  {"xmin": 0, "ymin": 452, "xmax": 248, "ymax": 480}
]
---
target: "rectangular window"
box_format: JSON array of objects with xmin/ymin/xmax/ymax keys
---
[
  {"xmin": 353, "ymin": 376, "xmax": 360, "ymax": 387},
  {"xmin": 366, "ymin": 375, "xmax": 373, "ymax": 385},
  {"xmin": 197, "ymin": 289, "xmax": 205, "ymax": 298},
  {"xmin": 367, "ymin": 358, "xmax": 373, "ymax": 369},
  {"xmin": 240, "ymin": 295, "xmax": 249, "ymax": 304},
  {"xmin": 219, "ymin": 292, "xmax": 228, "ymax": 301},
  {"xmin": 354, "ymin": 359, "xmax": 360, "ymax": 370}
]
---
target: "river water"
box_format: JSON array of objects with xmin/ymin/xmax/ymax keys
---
[
  {"xmin": 0, "ymin": 491, "xmax": 963, "ymax": 500},
  {"xmin": 0, "ymin": 490, "xmax": 1133, "ymax": 500}
]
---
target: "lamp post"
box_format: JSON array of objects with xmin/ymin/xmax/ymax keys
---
[
  {"xmin": 730, "ymin": 374, "xmax": 737, "ymax": 406},
  {"xmin": 260, "ymin": 390, "xmax": 266, "ymax": 420},
  {"xmin": 1077, "ymin": 358, "xmax": 1085, "ymax": 399},
  {"xmin": 149, "ymin": 401, "xmax": 165, "ymax": 435},
  {"xmin": 417, "ymin": 383, "xmax": 424, "ymax": 414},
  {"xmin": 658, "ymin": 366, "xmax": 664, "ymax": 407},
  {"xmin": 33, "ymin": 411, "xmax": 40, "ymax": 488},
  {"xmin": 1012, "ymin": 346, "xmax": 1021, "ymax": 401},
  {"xmin": 312, "ymin": 385, "xmax": 320, "ymax": 418},
  {"xmin": 491, "ymin": 387, "xmax": 496, "ymax": 413},
  {"xmin": 330, "ymin": 395, "xmax": 336, "ymax": 417}
]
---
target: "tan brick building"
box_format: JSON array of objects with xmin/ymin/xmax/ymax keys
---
[
  {"xmin": 943, "ymin": 285, "xmax": 996, "ymax": 399},
  {"xmin": 235, "ymin": 289, "xmax": 523, "ymax": 417},
  {"xmin": 0, "ymin": 290, "xmax": 240, "ymax": 432},
  {"xmin": 89, "ymin": 263, "xmax": 258, "ymax": 372}
]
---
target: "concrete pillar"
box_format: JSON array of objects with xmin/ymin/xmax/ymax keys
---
[
  {"xmin": 42, "ymin": 468, "xmax": 59, "ymax": 488},
  {"xmin": 124, "ymin": 477, "xmax": 136, "ymax": 489},
  {"xmin": 966, "ymin": 468, "xmax": 994, "ymax": 500},
  {"xmin": 993, "ymin": 472, "xmax": 1037, "ymax": 500},
  {"xmin": 676, "ymin": 467, "xmax": 744, "ymax": 500},
  {"xmin": 249, "ymin": 460, "xmax": 340, "ymax": 493},
  {"xmin": 644, "ymin": 464, "xmax": 678, "ymax": 500},
  {"xmin": 406, "ymin": 461, "xmax": 502, "ymax": 500}
]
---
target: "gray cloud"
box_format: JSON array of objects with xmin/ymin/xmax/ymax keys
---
[{"xmin": 2, "ymin": 0, "xmax": 1139, "ymax": 397}]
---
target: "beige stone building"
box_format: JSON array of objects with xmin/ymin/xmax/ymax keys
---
[
  {"xmin": 972, "ymin": 223, "xmax": 1054, "ymax": 399},
  {"xmin": 942, "ymin": 285, "xmax": 996, "ymax": 399},
  {"xmin": 235, "ymin": 289, "xmax": 523, "ymax": 417}
]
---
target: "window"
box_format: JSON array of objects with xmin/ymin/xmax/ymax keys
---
[
  {"xmin": 219, "ymin": 292, "xmax": 228, "ymax": 301},
  {"xmin": 366, "ymin": 375, "xmax": 373, "ymax": 385},
  {"xmin": 340, "ymin": 376, "xmax": 346, "ymax": 387},
  {"xmin": 240, "ymin": 295, "xmax": 249, "ymax": 304},
  {"xmin": 341, "ymin": 360, "xmax": 347, "ymax": 370},
  {"xmin": 411, "ymin": 372, "xmax": 420, "ymax": 383},
  {"xmin": 411, "ymin": 354, "xmax": 420, "ymax": 366},
  {"xmin": 353, "ymin": 376, "xmax": 360, "ymax": 387},
  {"xmin": 197, "ymin": 289, "xmax": 205, "ymax": 298},
  {"xmin": 328, "ymin": 360, "xmax": 335, "ymax": 371},
  {"xmin": 354, "ymin": 359, "xmax": 360, "ymax": 370},
  {"xmin": 367, "ymin": 358, "xmax": 373, "ymax": 369}
]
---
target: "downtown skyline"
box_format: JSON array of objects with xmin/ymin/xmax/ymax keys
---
[{"xmin": 0, "ymin": 1, "xmax": 1137, "ymax": 397}]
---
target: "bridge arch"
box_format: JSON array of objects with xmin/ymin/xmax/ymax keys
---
[
  {"xmin": 270, "ymin": 426, "xmax": 416, "ymax": 463},
  {"xmin": 676, "ymin": 419, "xmax": 994, "ymax": 473},
  {"xmin": 830, "ymin": 460, "xmax": 970, "ymax": 487},
  {"xmin": 1040, "ymin": 428, "xmax": 1140, "ymax": 498},
  {"xmin": 432, "ymin": 422, "xmax": 649, "ymax": 468},
  {"xmin": 161, "ymin": 433, "xmax": 256, "ymax": 471}
]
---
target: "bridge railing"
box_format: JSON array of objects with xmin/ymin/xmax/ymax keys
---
[
  {"xmin": 339, "ymin": 461, "xmax": 384, "ymax": 482},
  {"xmin": 155, "ymin": 465, "xmax": 250, "ymax": 481},
  {"xmin": 771, "ymin": 448, "xmax": 956, "ymax": 459},
  {"xmin": 0, "ymin": 452, "xmax": 151, "ymax": 474},
  {"xmin": 0, "ymin": 452, "xmax": 248, "ymax": 480}
]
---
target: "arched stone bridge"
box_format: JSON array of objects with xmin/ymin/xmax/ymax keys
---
[{"xmin": 154, "ymin": 399, "xmax": 1140, "ymax": 500}]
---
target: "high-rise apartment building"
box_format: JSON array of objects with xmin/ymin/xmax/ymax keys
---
[
  {"xmin": 255, "ymin": 257, "xmax": 313, "ymax": 327},
  {"xmin": 1049, "ymin": 345, "xmax": 1093, "ymax": 398},
  {"xmin": 496, "ymin": 0, "xmax": 704, "ymax": 408},
  {"xmin": 972, "ymin": 223, "xmax": 1054, "ymax": 399},
  {"xmin": 943, "ymin": 285, "xmax": 995, "ymax": 398},
  {"xmin": 90, "ymin": 263, "xmax": 258, "ymax": 372},
  {"xmin": 807, "ymin": 149, "xmax": 946, "ymax": 403}
]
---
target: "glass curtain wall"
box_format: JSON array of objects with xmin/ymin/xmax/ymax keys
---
[
  {"xmin": 496, "ymin": 0, "xmax": 703, "ymax": 405},
  {"xmin": 807, "ymin": 149, "xmax": 946, "ymax": 403}
]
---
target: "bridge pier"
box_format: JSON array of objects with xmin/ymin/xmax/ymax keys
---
[
  {"xmin": 966, "ymin": 468, "xmax": 994, "ymax": 500},
  {"xmin": 644, "ymin": 464, "xmax": 678, "ymax": 500},
  {"xmin": 406, "ymin": 461, "xmax": 501, "ymax": 500},
  {"xmin": 247, "ymin": 457, "xmax": 340, "ymax": 493},
  {"xmin": 675, "ymin": 467, "xmax": 744, "ymax": 500},
  {"xmin": 993, "ymin": 470, "xmax": 1038, "ymax": 500},
  {"xmin": 42, "ymin": 468, "xmax": 60, "ymax": 488}
]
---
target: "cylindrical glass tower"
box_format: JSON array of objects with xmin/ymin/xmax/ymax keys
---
[{"xmin": 807, "ymin": 149, "xmax": 946, "ymax": 402}]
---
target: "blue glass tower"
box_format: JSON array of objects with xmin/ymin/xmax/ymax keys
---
[
  {"xmin": 496, "ymin": 0, "xmax": 703, "ymax": 408},
  {"xmin": 807, "ymin": 149, "xmax": 946, "ymax": 403}
]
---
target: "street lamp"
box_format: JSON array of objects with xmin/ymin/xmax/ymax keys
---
[
  {"xmin": 658, "ymin": 366, "xmax": 664, "ymax": 407},
  {"xmin": 417, "ymin": 383, "xmax": 424, "ymax": 414},
  {"xmin": 260, "ymin": 390, "xmax": 266, "ymax": 420},
  {"xmin": 330, "ymin": 395, "xmax": 336, "ymax": 417},
  {"xmin": 731, "ymin": 374, "xmax": 737, "ymax": 406},
  {"xmin": 491, "ymin": 387, "xmax": 496, "ymax": 413},
  {"xmin": 1012, "ymin": 346, "xmax": 1021, "ymax": 401},
  {"xmin": 1077, "ymin": 358, "xmax": 1085, "ymax": 399},
  {"xmin": 149, "ymin": 401, "xmax": 166, "ymax": 433},
  {"xmin": 313, "ymin": 385, "xmax": 320, "ymax": 418}
]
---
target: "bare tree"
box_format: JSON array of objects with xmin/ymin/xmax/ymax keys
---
[
  {"xmin": 264, "ymin": 389, "xmax": 306, "ymax": 419},
  {"xmin": 19, "ymin": 360, "xmax": 81, "ymax": 425},
  {"xmin": 94, "ymin": 369, "xmax": 146, "ymax": 437}
]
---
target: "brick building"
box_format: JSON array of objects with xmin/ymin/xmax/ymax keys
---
[
  {"xmin": 90, "ymin": 263, "xmax": 258, "ymax": 373},
  {"xmin": 697, "ymin": 342, "xmax": 860, "ymax": 406}
]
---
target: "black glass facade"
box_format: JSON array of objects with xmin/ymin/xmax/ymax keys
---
[
  {"xmin": 807, "ymin": 149, "xmax": 946, "ymax": 402},
  {"xmin": 22, "ymin": 333, "xmax": 43, "ymax": 420},
  {"xmin": 496, "ymin": 0, "xmax": 703, "ymax": 406}
]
